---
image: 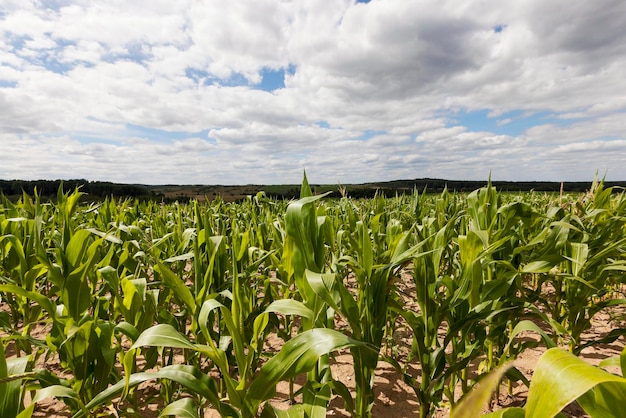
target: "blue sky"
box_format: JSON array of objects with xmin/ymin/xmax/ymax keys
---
[
  {"xmin": 449, "ymin": 110, "xmax": 575, "ymax": 137},
  {"xmin": 184, "ymin": 68, "xmax": 287, "ymax": 90},
  {"xmin": 1, "ymin": 0, "xmax": 626, "ymax": 184}
]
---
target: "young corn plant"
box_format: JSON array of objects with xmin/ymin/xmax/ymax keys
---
[
  {"xmin": 301, "ymin": 207, "xmax": 415, "ymax": 417},
  {"xmin": 75, "ymin": 317, "xmax": 368, "ymax": 417},
  {"xmin": 463, "ymin": 184, "xmax": 539, "ymax": 384},
  {"xmin": 395, "ymin": 213, "xmax": 466, "ymax": 418},
  {"xmin": 280, "ymin": 174, "xmax": 341, "ymax": 413},
  {"xmin": 0, "ymin": 192, "xmax": 51, "ymax": 357}
]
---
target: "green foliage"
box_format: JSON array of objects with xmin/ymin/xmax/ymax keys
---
[
  {"xmin": 1, "ymin": 178, "xmax": 625, "ymax": 417},
  {"xmin": 456, "ymin": 347, "xmax": 626, "ymax": 418}
]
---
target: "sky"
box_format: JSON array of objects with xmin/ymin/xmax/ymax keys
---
[{"xmin": 1, "ymin": 0, "xmax": 626, "ymax": 185}]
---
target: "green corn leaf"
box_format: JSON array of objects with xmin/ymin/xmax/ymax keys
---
[
  {"xmin": 159, "ymin": 397, "xmax": 199, "ymax": 418},
  {"xmin": 77, "ymin": 365, "xmax": 232, "ymax": 418},
  {"xmin": 0, "ymin": 285, "xmax": 56, "ymax": 319},
  {"xmin": 302, "ymin": 382, "xmax": 331, "ymax": 418},
  {"xmin": 65, "ymin": 229, "xmax": 93, "ymax": 268},
  {"xmin": 598, "ymin": 356, "xmax": 621, "ymax": 370},
  {"xmin": 522, "ymin": 259, "xmax": 559, "ymax": 273},
  {"xmin": 261, "ymin": 403, "xmax": 305, "ymax": 418},
  {"xmin": 130, "ymin": 323, "xmax": 196, "ymax": 351},
  {"xmin": 457, "ymin": 231, "xmax": 484, "ymax": 308},
  {"xmin": 98, "ymin": 266, "xmax": 120, "ymax": 296},
  {"xmin": 155, "ymin": 260, "xmax": 196, "ymax": 315},
  {"xmin": 85, "ymin": 228, "xmax": 122, "ymax": 244},
  {"xmin": 264, "ymin": 299, "xmax": 315, "ymax": 320},
  {"xmin": 32, "ymin": 385, "xmax": 83, "ymax": 404},
  {"xmin": 505, "ymin": 320, "xmax": 557, "ymax": 351},
  {"xmin": 252, "ymin": 312, "xmax": 270, "ymax": 353},
  {"xmin": 300, "ymin": 170, "xmax": 312, "ymax": 198},
  {"xmin": 304, "ymin": 270, "xmax": 340, "ymax": 313},
  {"xmin": 245, "ymin": 329, "xmax": 368, "ymax": 415},
  {"xmin": 114, "ymin": 321, "xmax": 140, "ymax": 342},
  {"xmin": 11, "ymin": 385, "xmax": 83, "ymax": 418},
  {"xmin": 0, "ymin": 235, "xmax": 27, "ymax": 280},
  {"xmin": 0, "ymin": 344, "xmax": 29, "ymax": 418},
  {"xmin": 602, "ymin": 264, "xmax": 626, "ymax": 272},
  {"xmin": 525, "ymin": 348, "xmax": 626, "ymax": 418},
  {"xmin": 164, "ymin": 251, "xmax": 195, "ymax": 263},
  {"xmin": 577, "ymin": 380, "xmax": 626, "ymax": 417},
  {"xmin": 452, "ymin": 363, "xmax": 512, "ymax": 418},
  {"xmin": 122, "ymin": 347, "xmax": 137, "ymax": 399},
  {"xmin": 326, "ymin": 379, "xmax": 354, "ymax": 414},
  {"xmin": 63, "ymin": 265, "xmax": 92, "ymax": 320},
  {"xmin": 358, "ymin": 222, "xmax": 373, "ymax": 278},
  {"xmin": 568, "ymin": 242, "xmax": 589, "ymax": 277},
  {"xmin": 15, "ymin": 404, "xmax": 35, "ymax": 418},
  {"xmin": 481, "ymin": 408, "xmax": 525, "ymax": 418}
]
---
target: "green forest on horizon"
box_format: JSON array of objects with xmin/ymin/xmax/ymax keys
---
[{"xmin": 1, "ymin": 178, "xmax": 624, "ymax": 202}]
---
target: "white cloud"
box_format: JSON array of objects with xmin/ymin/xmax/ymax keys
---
[{"xmin": 1, "ymin": 0, "xmax": 626, "ymax": 184}]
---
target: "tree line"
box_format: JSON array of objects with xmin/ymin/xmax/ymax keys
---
[{"xmin": 0, "ymin": 179, "xmax": 154, "ymax": 200}]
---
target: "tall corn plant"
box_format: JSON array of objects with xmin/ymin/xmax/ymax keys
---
[
  {"xmin": 462, "ymin": 184, "xmax": 539, "ymax": 377},
  {"xmin": 280, "ymin": 173, "xmax": 341, "ymax": 413},
  {"xmin": 332, "ymin": 217, "xmax": 414, "ymax": 417},
  {"xmin": 286, "ymin": 189, "xmax": 418, "ymax": 417},
  {"xmin": 0, "ymin": 191, "xmax": 49, "ymax": 356},
  {"xmin": 396, "ymin": 210, "xmax": 463, "ymax": 418}
]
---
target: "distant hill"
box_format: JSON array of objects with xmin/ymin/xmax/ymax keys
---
[{"xmin": 1, "ymin": 178, "xmax": 624, "ymax": 202}]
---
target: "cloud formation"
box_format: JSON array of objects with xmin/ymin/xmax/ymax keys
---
[{"xmin": 1, "ymin": 0, "xmax": 625, "ymax": 184}]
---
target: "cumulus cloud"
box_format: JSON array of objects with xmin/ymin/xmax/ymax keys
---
[{"xmin": 1, "ymin": 0, "xmax": 625, "ymax": 184}]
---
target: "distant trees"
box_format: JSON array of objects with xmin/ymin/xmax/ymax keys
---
[
  {"xmin": 1, "ymin": 178, "xmax": 623, "ymax": 203},
  {"xmin": 0, "ymin": 179, "xmax": 152, "ymax": 200}
]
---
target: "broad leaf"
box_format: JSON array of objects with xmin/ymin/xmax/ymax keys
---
[
  {"xmin": 246, "ymin": 329, "xmax": 368, "ymax": 415},
  {"xmin": 452, "ymin": 363, "xmax": 511, "ymax": 418},
  {"xmin": 525, "ymin": 348, "xmax": 626, "ymax": 418},
  {"xmin": 160, "ymin": 398, "xmax": 199, "ymax": 418}
]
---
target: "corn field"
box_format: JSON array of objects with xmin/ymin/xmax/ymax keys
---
[{"xmin": 1, "ymin": 176, "xmax": 626, "ymax": 418}]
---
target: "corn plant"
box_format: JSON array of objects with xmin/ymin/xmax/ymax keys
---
[
  {"xmin": 75, "ymin": 323, "xmax": 368, "ymax": 417},
  {"xmin": 0, "ymin": 192, "xmax": 49, "ymax": 356}
]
